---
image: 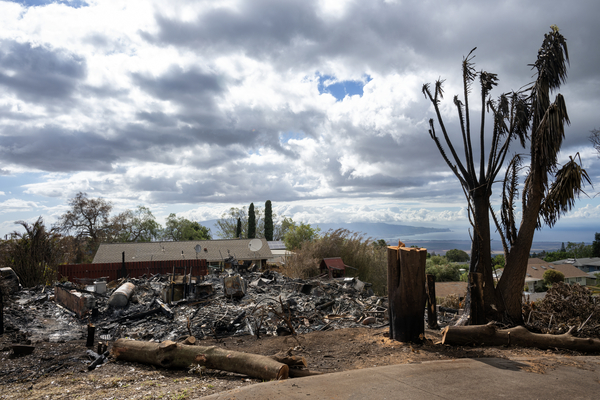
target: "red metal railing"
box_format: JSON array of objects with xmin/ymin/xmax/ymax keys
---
[{"xmin": 57, "ymin": 259, "xmax": 208, "ymax": 282}]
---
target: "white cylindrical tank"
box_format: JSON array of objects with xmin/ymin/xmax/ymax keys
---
[{"xmin": 108, "ymin": 282, "xmax": 135, "ymax": 307}]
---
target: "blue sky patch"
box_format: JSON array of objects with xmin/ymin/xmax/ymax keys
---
[
  {"xmin": 10, "ymin": 0, "xmax": 88, "ymax": 8},
  {"xmin": 317, "ymin": 74, "xmax": 372, "ymax": 101},
  {"xmin": 279, "ymin": 131, "xmax": 306, "ymax": 143}
]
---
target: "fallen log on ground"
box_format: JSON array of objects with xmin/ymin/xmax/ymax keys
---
[
  {"xmin": 112, "ymin": 338, "xmax": 289, "ymax": 380},
  {"xmin": 442, "ymin": 322, "xmax": 600, "ymax": 352}
]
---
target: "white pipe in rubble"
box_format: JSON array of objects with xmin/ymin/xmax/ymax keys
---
[{"xmin": 108, "ymin": 282, "xmax": 135, "ymax": 307}]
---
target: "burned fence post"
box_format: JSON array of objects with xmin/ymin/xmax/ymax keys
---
[
  {"xmin": 86, "ymin": 323, "xmax": 96, "ymax": 347},
  {"xmin": 387, "ymin": 241, "xmax": 427, "ymax": 343},
  {"xmin": 426, "ymin": 274, "xmax": 439, "ymax": 329},
  {"xmin": 120, "ymin": 251, "xmax": 127, "ymax": 279}
]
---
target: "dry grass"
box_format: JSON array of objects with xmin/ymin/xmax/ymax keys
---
[{"xmin": 282, "ymin": 229, "xmax": 388, "ymax": 295}]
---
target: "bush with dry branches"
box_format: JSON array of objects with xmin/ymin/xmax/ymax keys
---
[
  {"xmin": 0, "ymin": 217, "xmax": 75, "ymax": 287},
  {"xmin": 525, "ymin": 282, "xmax": 600, "ymax": 338}
]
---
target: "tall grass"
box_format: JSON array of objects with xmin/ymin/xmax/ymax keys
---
[{"xmin": 281, "ymin": 228, "xmax": 388, "ymax": 295}]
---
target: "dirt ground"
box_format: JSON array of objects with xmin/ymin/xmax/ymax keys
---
[{"xmin": 0, "ymin": 326, "xmax": 586, "ymax": 400}]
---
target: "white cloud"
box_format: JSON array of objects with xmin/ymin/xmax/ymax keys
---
[{"xmin": 0, "ymin": 0, "xmax": 598, "ymax": 241}]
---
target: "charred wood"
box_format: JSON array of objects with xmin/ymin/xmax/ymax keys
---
[
  {"xmin": 113, "ymin": 339, "xmax": 289, "ymax": 380},
  {"xmin": 442, "ymin": 323, "xmax": 600, "ymax": 352}
]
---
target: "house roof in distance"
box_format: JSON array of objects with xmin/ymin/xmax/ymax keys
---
[
  {"xmin": 526, "ymin": 258, "xmax": 591, "ymax": 280},
  {"xmin": 551, "ymin": 258, "xmax": 600, "ymax": 268},
  {"xmin": 93, "ymin": 238, "xmax": 272, "ymax": 264}
]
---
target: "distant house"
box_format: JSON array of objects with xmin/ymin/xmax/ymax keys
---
[
  {"xmin": 267, "ymin": 241, "xmax": 294, "ymax": 265},
  {"xmin": 551, "ymin": 258, "xmax": 600, "ymax": 274},
  {"xmin": 522, "ymin": 258, "xmax": 597, "ymax": 292},
  {"xmin": 93, "ymin": 238, "xmax": 273, "ymax": 270}
]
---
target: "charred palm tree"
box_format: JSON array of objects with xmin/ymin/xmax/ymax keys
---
[
  {"xmin": 494, "ymin": 27, "xmax": 591, "ymax": 322},
  {"xmin": 422, "ymin": 50, "xmax": 529, "ymax": 320},
  {"xmin": 423, "ymin": 27, "xmax": 590, "ymax": 324}
]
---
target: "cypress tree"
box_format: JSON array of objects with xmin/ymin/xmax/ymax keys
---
[
  {"xmin": 264, "ymin": 200, "xmax": 273, "ymax": 241},
  {"xmin": 248, "ymin": 203, "xmax": 256, "ymax": 239},
  {"xmin": 235, "ymin": 218, "xmax": 242, "ymax": 238}
]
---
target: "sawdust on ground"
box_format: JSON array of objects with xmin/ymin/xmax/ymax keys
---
[{"xmin": 0, "ymin": 326, "xmax": 588, "ymax": 400}]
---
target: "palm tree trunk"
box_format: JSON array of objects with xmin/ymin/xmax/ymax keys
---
[
  {"xmin": 469, "ymin": 189, "xmax": 499, "ymax": 321},
  {"xmin": 496, "ymin": 168, "xmax": 545, "ymax": 323}
]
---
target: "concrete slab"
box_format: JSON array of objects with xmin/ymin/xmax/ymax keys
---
[{"xmin": 200, "ymin": 356, "xmax": 600, "ymax": 400}]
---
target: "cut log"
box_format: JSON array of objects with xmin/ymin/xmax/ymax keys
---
[
  {"xmin": 442, "ymin": 322, "xmax": 600, "ymax": 352},
  {"xmin": 112, "ymin": 338, "xmax": 289, "ymax": 380},
  {"xmin": 387, "ymin": 242, "xmax": 427, "ymax": 343}
]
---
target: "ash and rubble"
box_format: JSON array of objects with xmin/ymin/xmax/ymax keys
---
[
  {"xmin": 96, "ymin": 270, "xmax": 389, "ymax": 342},
  {"xmin": 2, "ymin": 269, "xmax": 397, "ymax": 347}
]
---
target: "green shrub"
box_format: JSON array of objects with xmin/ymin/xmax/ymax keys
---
[{"xmin": 543, "ymin": 269, "xmax": 565, "ymax": 288}]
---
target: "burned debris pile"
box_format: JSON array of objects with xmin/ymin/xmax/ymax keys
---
[
  {"xmin": 1, "ymin": 267, "xmax": 387, "ymax": 378},
  {"xmin": 90, "ymin": 270, "xmax": 387, "ymax": 343},
  {"xmin": 524, "ymin": 282, "xmax": 600, "ymax": 338}
]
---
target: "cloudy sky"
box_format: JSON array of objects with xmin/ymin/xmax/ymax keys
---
[{"xmin": 0, "ymin": 0, "xmax": 599, "ymax": 243}]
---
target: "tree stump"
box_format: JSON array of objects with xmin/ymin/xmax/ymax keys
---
[{"xmin": 387, "ymin": 241, "xmax": 427, "ymax": 343}]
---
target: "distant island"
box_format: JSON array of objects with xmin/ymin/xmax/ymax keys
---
[
  {"xmin": 314, "ymin": 222, "xmax": 451, "ymax": 238},
  {"xmin": 203, "ymin": 219, "xmax": 565, "ymax": 256}
]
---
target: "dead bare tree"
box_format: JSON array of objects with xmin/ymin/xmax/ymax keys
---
[{"xmin": 423, "ymin": 26, "xmax": 591, "ymax": 324}]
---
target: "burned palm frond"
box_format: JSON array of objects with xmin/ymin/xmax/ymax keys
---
[
  {"xmin": 532, "ymin": 94, "xmax": 570, "ymax": 183},
  {"xmin": 462, "ymin": 48, "xmax": 477, "ymax": 93},
  {"xmin": 479, "ymin": 71, "xmax": 498, "ymax": 99},
  {"xmin": 500, "ymin": 155, "xmax": 523, "ymax": 246},
  {"xmin": 509, "ymin": 90, "xmax": 531, "ymax": 147},
  {"xmin": 539, "ymin": 153, "xmax": 592, "ymax": 227}
]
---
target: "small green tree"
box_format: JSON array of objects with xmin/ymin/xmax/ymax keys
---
[
  {"xmin": 283, "ymin": 222, "xmax": 320, "ymax": 250},
  {"xmin": 248, "ymin": 203, "xmax": 256, "ymax": 239},
  {"xmin": 425, "ymin": 263, "xmax": 462, "ymax": 282},
  {"xmin": 163, "ymin": 214, "xmax": 211, "ymax": 241},
  {"xmin": 565, "ymin": 242, "xmax": 593, "ymax": 258},
  {"xmin": 264, "ymin": 200, "xmax": 273, "ymax": 241},
  {"xmin": 110, "ymin": 206, "xmax": 162, "ymax": 242},
  {"xmin": 445, "ymin": 249, "xmax": 470, "ymax": 262},
  {"xmin": 543, "ymin": 269, "xmax": 565, "ymax": 288},
  {"xmin": 492, "ymin": 254, "xmax": 505, "ymax": 269},
  {"xmin": 182, "ymin": 222, "xmax": 212, "ymax": 240}
]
